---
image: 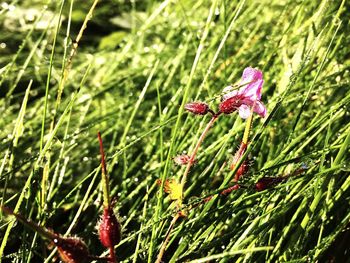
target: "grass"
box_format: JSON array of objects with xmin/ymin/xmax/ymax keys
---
[{"xmin": 0, "ymin": 0, "xmax": 349, "ymax": 262}]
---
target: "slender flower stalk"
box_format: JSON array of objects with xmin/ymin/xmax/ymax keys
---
[
  {"xmin": 155, "ymin": 213, "xmax": 181, "ymax": 263},
  {"xmin": 98, "ymin": 132, "xmax": 121, "ymax": 263},
  {"xmin": 98, "ymin": 132, "xmax": 111, "ymax": 208},
  {"xmin": 230, "ymin": 102, "xmax": 255, "ymax": 182},
  {"xmin": 180, "ymin": 114, "xmax": 220, "ymax": 201},
  {"xmin": 156, "ymin": 113, "xmax": 220, "ymax": 263}
]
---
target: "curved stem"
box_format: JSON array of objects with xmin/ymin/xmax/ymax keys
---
[
  {"xmin": 155, "ymin": 213, "xmax": 180, "ymax": 263},
  {"xmin": 180, "ymin": 114, "xmax": 219, "ymax": 195},
  {"xmin": 156, "ymin": 113, "xmax": 220, "ymax": 263}
]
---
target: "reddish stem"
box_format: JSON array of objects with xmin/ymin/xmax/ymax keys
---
[
  {"xmin": 155, "ymin": 213, "xmax": 181, "ymax": 263},
  {"xmin": 109, "ymin": 246, "xmax": 117, "ymax": 263},
  {"xmin": 180, "ymin": 114, "xmax": 219, "ymax": 195},
  {"xmin": 156, "ymin": 114, "xmax": 220, "ymax": 263}
]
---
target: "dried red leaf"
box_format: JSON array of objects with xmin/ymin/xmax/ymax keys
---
[{"xmin": 54, "ymin": 237, "xmax": 90, "ymax": 263}]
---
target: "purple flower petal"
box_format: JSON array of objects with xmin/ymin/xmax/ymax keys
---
[
  {"xmin": 222, "ymin": 85, "xmax": 239, "ymax": 101},
  {"xmin": 240, "ymin": 98, "xmax": 267, "ymax": 118},
  {"xmin": 241, "ymin": 67, "xmax": 263, "ymax": 82},
  {"xmin": 241, "ymin": 79, "xmax": 264, "ymax": 100},
  {"xmin": 238, "ymin": 105, "xmax": 251, "ymax": 119},
  {"xmin": 239, "ymin": 67, "xmax": 263, "ymax": 100},
  {"xmin": 253, "ymin": 100, "xmax": 267, "ymax": 118}
]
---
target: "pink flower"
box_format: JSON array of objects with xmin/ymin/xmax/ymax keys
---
[{"xmin": 219, "ymin": 67, "xmax": 267, "ymax": 119}]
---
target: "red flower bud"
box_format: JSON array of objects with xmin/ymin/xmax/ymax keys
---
[
  {"xmin": 219, "ymin": 96, "xmax": 243, "ymax": 114},
  {"xmin": 220, "ymin": 184, "xmax": 240, "ymax": 195},
  {"xmin": 0, "ymin": 206, "xmax": 92, "ymax": 263},
  {"xmin": 54, "ymin": 236, "xmax": 90, "ymax": 263},
  {"xmin": 99, "ymin": 208, "xmax": 121, "ymax": 248},
  {"xmin": 184, "ymin": 102, "xmax": 209, "ymax": 115}
]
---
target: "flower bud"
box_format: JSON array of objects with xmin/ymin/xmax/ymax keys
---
[
  {"xmin": 255, "ymin": 177, "xmax": 286, "ymax": 191},
  {"xmin": 219, "ymin": 96, "xmax": 242, "ymax": 114},
  {"xmin": 173, "ymin": 154, "xmax": 194, "ymax": 165},
  {"xmin": 99, "ymin": 208, "xmax": 121, "ymax": 248},
  {"xmin": 184, "ymin": 102, "xmax": 209, "ymax": 115},
  {"xmin": 220, "ymin": 184, "xmax": 240, "ymax": 195},
  {"xmin": 54, "ymin": 236, "xmax": 90, "ymax": 263}
]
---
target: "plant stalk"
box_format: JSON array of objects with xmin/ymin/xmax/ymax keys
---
[{"xmin": 155, "ymin": 213, "xmax": 181, "ymax": 263}]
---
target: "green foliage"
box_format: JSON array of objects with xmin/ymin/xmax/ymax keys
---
[{"xmin": 0, "ymin": 0, "xmax": 349, "ymax": 262}]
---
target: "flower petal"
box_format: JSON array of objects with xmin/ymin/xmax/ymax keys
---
[
  {"xmin": 242, "ymin": 79, "xmax": 264, "ymax": 100},
  {"xmin": 240, "ymin": 98, "xmax": 267, "ymax": 118},
  {"xmin": 238, "ymin": 105, "xmax": 251, "ymax": 119},
  {"xmin": 239, "ymin": 67, "xmax": 264, "ymax": 100},
  {"xmin": 253, "ymin": 100, "xmax": 267, "ymax": 118},
  {"xmin": 222, "ymin": 85, "xmax": 238, "ymax": 101},
  {"xmin": 241, "ymin": 67, "xmax": 263, "ymax": 82}
]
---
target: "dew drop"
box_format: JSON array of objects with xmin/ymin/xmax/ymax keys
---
[{"xmin": 215, "ymin": 7, "xmax": 220, "ymax": 15}]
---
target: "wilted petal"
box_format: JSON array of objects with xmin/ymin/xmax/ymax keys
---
[
  {"xmin": 173, "ymin": 154, "xmax": 192, "ymax": 165},
  {"xmin": 238, "ymin": 104, "xmax": 251, "ymax": 119}
]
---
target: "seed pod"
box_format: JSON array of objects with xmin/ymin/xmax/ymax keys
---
[
  {"xmin": 220, "ymin": 184, "xmax": 240, "ymax": 195},
  {"xmin": 255, "ymin": 177, "xmax": 286, "ymax": 191},
  {"xmin": 54, "ymin": 236, "xmax": 90, "ymax": 263},
  {"xmin": 184, "ymin": 102, "xmax": 209, "ymax": 115},
  {"xmin": 99, "ymin": 208, "xmax": 121, "ymax": 248}
]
